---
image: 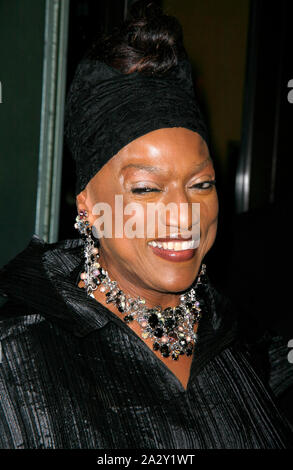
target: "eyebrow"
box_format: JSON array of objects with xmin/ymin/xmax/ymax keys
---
[{"xmin": 120, "ymin": 158, "xmax": 212, "ymax": 175}]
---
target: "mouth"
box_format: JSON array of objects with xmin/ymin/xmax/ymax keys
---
[{"xmin": 147, "ymin": 238, "xmax": 199, "ymax": 262}]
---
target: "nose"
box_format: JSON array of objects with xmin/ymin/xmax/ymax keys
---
[{"xmin": 159, "ymin": 187, "xmax": 198, "ymax": 235}]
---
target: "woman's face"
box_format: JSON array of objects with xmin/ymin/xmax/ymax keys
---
[{"xmin": 77, "ymin": 127, "xmax": 218, "ymax": 305}]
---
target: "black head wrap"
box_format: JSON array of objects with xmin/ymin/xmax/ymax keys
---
[{"xmin": 64, "ymin": 57, "xmax": 209, "ymax": 195}]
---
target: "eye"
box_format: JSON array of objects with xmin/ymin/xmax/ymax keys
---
[
  {"xmin": 190, "ymin": 180, "xmax": 216, "ymax": 191},
  {"xmin": 131, "ymin": 187, "xmax": 160, "ymax": 194}
]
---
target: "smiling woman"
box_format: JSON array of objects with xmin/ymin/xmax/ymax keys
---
[
  {"xmin": 0, "ymin": 0, "xmax": 292, "ymax": 450},
  {"xmin": 76, "ymin": 127, "xmax": 217, "ymax": 391}
]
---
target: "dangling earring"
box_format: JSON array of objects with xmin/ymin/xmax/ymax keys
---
[{"xmin": 74, "ymin": 209, "xmax": 101, "ymax": 297}]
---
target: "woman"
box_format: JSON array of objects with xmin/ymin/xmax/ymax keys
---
[{"xmin": 0, "ymin": 1, "xmax": 292, "ymax": 449}]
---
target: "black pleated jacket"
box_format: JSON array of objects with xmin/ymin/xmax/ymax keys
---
[{"xmin": 0, "ymin": 235, "xmax": 292, "ymax": 449}]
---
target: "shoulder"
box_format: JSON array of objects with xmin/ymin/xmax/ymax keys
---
[
  {"xmin": 0, "ymin": 298, "xmax": 49, "ymax": 342},
  {"xmin": 0, "ymin": 298, "xmax": 80, "ymax": 398},
  {"xmin": 0, "ymin": 297, "xmax": 78, "ymax": 449},
  {"xmin": 0, "ymin": 300, "xmax": 60, "ymax": 375},
  {"xmin": 207, "ymin": 280, "xmax": 293, "ymax": 401},
  {"xmin": 216, "ymin": 289, "xmax": 293, "ymax": 425}
]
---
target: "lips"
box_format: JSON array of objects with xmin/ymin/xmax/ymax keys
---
[{"xmin": 147, "ymin": 237, "xmax": 199, "ymax": 262}]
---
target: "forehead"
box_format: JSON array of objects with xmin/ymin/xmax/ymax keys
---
[{"xmin": 110, "ymin": 128, "xmax": 210, "ymax": 173}]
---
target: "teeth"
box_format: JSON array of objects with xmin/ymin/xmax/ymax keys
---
[
  {"xmin": 182, "ymin": 241, "xmax": 189, "ymax": 250},
  {"xmin": 148, "ymin": 240, "xmax": 196, "ymax": 251}
]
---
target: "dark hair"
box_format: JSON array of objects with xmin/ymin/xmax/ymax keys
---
[{"xmin": 87, "ymin": 0, "xmax": 187, "ymax": 76}]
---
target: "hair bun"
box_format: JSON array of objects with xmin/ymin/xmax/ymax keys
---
[
  {"xmin": 129, "ymin": 1, "xmax": 164, "ymax": 20},
  {"xmin": 88, "ymin": 1, "xmax": 187, "ymax": 76}
]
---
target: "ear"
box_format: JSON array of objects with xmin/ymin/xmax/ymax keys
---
[
  {"xmin": 76, "ymin": 189, "xmax": 87, "ymax": 213},
  {"xmin": 76, "ymin": 188, "xmax": 95, "ymax": 226}
]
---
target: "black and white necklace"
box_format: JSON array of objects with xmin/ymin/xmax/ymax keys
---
[{"xmin": 76, "ymin": 210, "xmax": 207, "ymax": 361}]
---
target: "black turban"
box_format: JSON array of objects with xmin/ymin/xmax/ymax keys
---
[{"xmin": 64, "ymin": 58, "xmax": 208, "ymax": 195}]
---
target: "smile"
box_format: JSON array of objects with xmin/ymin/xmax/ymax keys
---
[
  {"xmin": 147, "ymin": 240, "xmax": 197, "ymax": 251},
  {"xmin": 147, "ymin": 238, "xmax": 199, "ymax": 262}
]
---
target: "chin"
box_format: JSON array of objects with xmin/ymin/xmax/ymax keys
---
[{"xmin": 153, "ymin": 273, "xmax": 198, "ymax": 294}]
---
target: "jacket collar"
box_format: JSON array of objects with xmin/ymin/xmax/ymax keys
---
[
  {"xmin": 0, "ymin": 234, "xmax": 110, "ymax": 336},
  {"xmin": 0, "ymin": 235, "xmax": 239, "ymax": 368}
]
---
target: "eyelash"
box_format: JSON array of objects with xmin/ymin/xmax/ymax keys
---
[{"xmin": 131, "ymin": 180, "xmax": 216, "ymax": 194}]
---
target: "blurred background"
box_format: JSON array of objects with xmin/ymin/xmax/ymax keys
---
[{"xmin": 0, "ymin": 0, "xmax": 293, "ymax": 346}]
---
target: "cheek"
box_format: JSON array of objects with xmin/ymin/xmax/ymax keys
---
[
  {"xmin": 200, "ymin": 195, "xmax": 218, "ymax": 254},
  {"xmin": 200, "ymin": 194, "xmax": 219, "ymax": 232},
  {"xmin": 111, "ymin": 197, "xmax": 150, "ymax": 240},
  {"xmin": 102, "ymin": 236, "xmax": 147, "ymax": 273},
  {"xmin": 103, "ymin": 203, "xmax": 147, "ymax": 259}
]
